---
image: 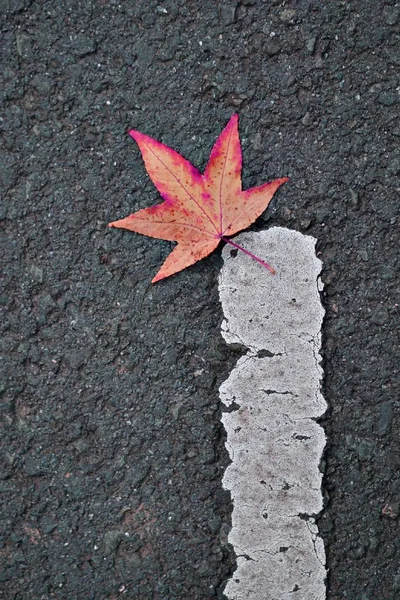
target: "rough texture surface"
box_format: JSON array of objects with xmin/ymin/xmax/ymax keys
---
[
  {"xmin": 1, "ymin": 1, "xmax": 399, "ymax": 599},
  {"xmin": 219, "ymin": 229, "xmax": 326, "ymax": 599}
]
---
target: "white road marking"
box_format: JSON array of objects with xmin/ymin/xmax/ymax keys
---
[{"xmin": 219, "ymin": 227, "xmax": 326, "ymax": 600}]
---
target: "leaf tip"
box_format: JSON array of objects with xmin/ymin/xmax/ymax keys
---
[
  {"xmin": 128, "ymin": 129, "xmax": 140, "ymax": 141},
  {"xmin": 228, "ymin": 113, "xmax": 239, "ymax": 127},
  {"xmin": 272, "ymin": 176, "xmax": 290, "ymax": 190},
  {"xmin": 151, "ymin": 273, "xmax": 163, "ymax": 284}
]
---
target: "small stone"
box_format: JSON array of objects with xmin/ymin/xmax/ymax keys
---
[
  {"xmin": 265, "ymin": 38, "xmax": 281, "ymax": 57},
  {"xmin": 251, "ymin": 132, "xmax": 263, "ymax": 151},
  {"xmin": 378, "ymin": 91, "xmax": 397, "ymax": 106},
  {"xmin": 387, "ymin": 155, "xmax": 400, "ymax": 175},
  {"xmin": 354, "ymin": 545, "xmax": 366, "ymax": 559},
  {"xmin": 29, "ymin": 265, "xmax": 44, "ymax": 283},
  {"xmin": 208, "ymin": 517, "xmax": 221, "ymax": 535},
  {"xmin": 200, "ymin": 447, "xmax": 215, "ymax": 465},
  {"xmin": 305, "ymin": 36, "xmax": 317, "ymax": 54},
  {"xmin": 357, "ymin": 440, "xmax": 373, "ymax": 460},
  {"xmin": 41, "ymin": 516, "xmax": 58, "ymax": 534},
  {"xmin": 31, "ymin": 74, "xmax": 53, "ymax": 96},
  {"xmin": 220, "ymin": 2, "xmax": 238, "ymax": 26},
  {"xmin": 315, "ymin": 208, "xmax": 330, "ymax": 223},
  {"xmin": 23, "ymin": 456, "xmax": 48, "ymax": 477},
  {"xmin": 64, "ymin": 350, "xmax": 87, "ymax": 370},
  {"xmin": 384, "ymin": 6, "xmax": 399, "ymax": 25},
  {"xmin": 1, "ymin": 0, "xmax": 25, "ymax": 15},
  {"xmin": 130, "ymin": 464, "xmax": 150, "ymax": 487},
  {"xmin": 348, "ymin": 188, "xmax": 360, "ymax": 209},
  {"xmin": 15, "ymin": 32, "xmax": 33, "ymax": 57},
  {"xmin": 103, "ymin": 531, "xmax": 124, "ymax": 554},
  {"xmin": 280, "ymin": 9, "xmax": 296, "ymax": 22},
  {"xmin": 82, "ymin": 174, "xmax": 100, "ymax": 191},
  {"xmin": 377, "ymin": 401, "xmax": 393, "ymax": 436},
  {"xmin": 369, "ymin": 536, "xmax": 379, "ymax": 553},
  {"xmin": 64, "ymin": 475, "xmax": 85, "ymax": 499},
  {"xmin": 300, "ymin": 218, "xmax": 312, "ymax": 230},
  {"xmin": 381, "ymin": 265, "xmax": 395, "ymax": 279},
  {"xmin": 280, "ymin": 206, "xmax": 292, "ymax": 221},
  {"xmin": 38, "ymin": 293, "xmax": 56, "ymax": 313},
  {"xmin": 282, "ymin": 74, "xmax": 296, "ymax": 89},
  {"xmin": 71, "ymin": 34, "xmax": 96, "ymax": 57},
  {"xmin": 318, "ymin": 181, "xmax": 329, "ymax": 195},
  {"xmin": 230, "ymin": 93, "xmax": 247, "ymax": 106},
  {"xmin": 371, "ymin": 305, "xmax": 388, "ymax": 326},
  {"xmin": 393, "ymin": 573, "xmax": 400, "ymax": 591},
  {"xmin": 0, "ymin": 154, "xmax": 16, "ymax": 190},
  {"xmin": 378, "ymin": 201, "xmax": 398, "ymax": 220},
  {"xmin": 383, "ymin": 542, "xmax": 396, "ymax": 557}
]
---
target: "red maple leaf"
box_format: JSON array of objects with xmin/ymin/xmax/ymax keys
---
[{"xmin": 109, "ymin": 114, "xmax": 288, "ymax": 283}]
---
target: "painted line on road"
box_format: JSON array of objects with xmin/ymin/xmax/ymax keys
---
[{"xmin": 219, "ymin": 227, "xmax": 326, "ymax": 600}]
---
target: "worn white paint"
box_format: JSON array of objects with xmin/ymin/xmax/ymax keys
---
[{"xmin": 219, "ymin": 227, "xmax": 326, "ymax": 600}]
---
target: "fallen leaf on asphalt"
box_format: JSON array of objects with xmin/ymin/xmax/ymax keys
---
[{"xmin": 109, "ymin": 114, "xmax": 288, "ymax": 283}]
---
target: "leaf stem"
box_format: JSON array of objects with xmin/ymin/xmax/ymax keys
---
[{"xmin": 221, "ymin": 237, "xmax": 276, "ymax": 274}]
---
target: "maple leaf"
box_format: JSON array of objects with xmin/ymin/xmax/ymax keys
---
[{"xmin": 109, "ymin": 114, "xmax": 288, "ymax": 283}]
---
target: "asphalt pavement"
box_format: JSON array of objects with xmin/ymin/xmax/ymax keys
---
[{"xmin": 1, "ymin": 1, "xmax": 399, "ymax": 599}]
